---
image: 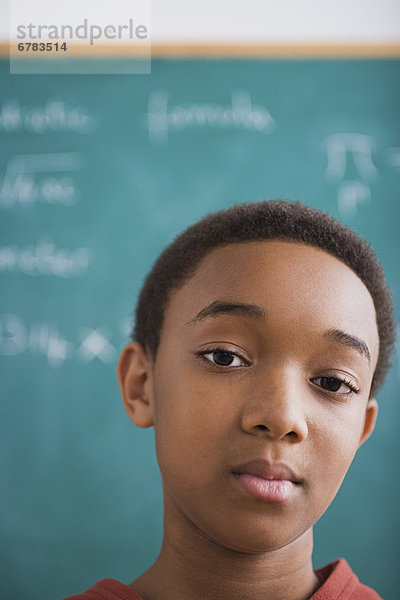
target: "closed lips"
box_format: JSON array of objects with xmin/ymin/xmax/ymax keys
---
[{"xmin": 231, "ymin": 459, "xmax": 301, "ymax": 483}]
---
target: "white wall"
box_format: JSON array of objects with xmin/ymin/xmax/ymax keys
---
[
  {"xmin": 151, "ymin": 0, "xmax": 400, "ymax": 43},
  {"xmin": 2, "ymin": 0, "xmax": 400, "ymax": 43}
]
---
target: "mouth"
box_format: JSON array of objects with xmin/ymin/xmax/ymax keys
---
[{"xmin": 231, "ymin": 459, "xmax": 302, "ymax": 503}]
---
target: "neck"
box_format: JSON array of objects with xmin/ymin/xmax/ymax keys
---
[{"xmin": 130, "ymin": 499, "xmax": 320, "ymax": 600}]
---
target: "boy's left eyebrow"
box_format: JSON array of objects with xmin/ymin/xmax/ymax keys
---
[
  {"xmin": 324, "ymin": 328, "xmax": 371, "ymax": 363},
  {"xmin": 186, "ymin": 300, "xmax": 267, "ymax": 325}
]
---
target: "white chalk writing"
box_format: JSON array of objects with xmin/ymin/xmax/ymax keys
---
[
  {"xmin": 0, "ymin": 99, "xmax": 96, "ymax": 134},
  {"xmin": 325, "ymin": 133, "xmax": 378, "ymax": 182},
  {"xmin": 324, "ymin": 133, "xmax": 377, "ymax": 218},
  {"xmin": 337, "ymin": 181, "xmax": 371, "ymax": 219},
  {"xmin": 0, "ymin": 241, "xmax": 92, "ymax": 277},
  {"xmin": 77, "ymin": 327, "xmax": 116, "ymax": 363},
  {"xmin": 0, "ymin": 315, "xmax": 121, "ymax": 366},
  {"xmin": 147, "ymin": 90, "xmax": 274, "ymax": 145},
  {"xmin": 0, "ymin": 152, "xmax": 83, "ymax": 208}
]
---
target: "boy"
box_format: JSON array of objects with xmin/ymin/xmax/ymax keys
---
[{"xmin": 65, "ymin": 200, "xmax": 395, "ymax": 600}]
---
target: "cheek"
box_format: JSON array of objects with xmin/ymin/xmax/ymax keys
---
[
  {"xmin": 152, "ymin": 371, "xmax": 229, "ymax": 475},
  {"xmin": 309, "ymin": 410, "xmax": 364, "ymax": 505},
  {"xmin": 154, "ymin": 354, "xmax": 234, "ymax": 429}
]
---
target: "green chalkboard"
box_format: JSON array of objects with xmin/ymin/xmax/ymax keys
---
[{"xmin": 0, "ymin": 58, "xmax": 399, "ymax": 600}]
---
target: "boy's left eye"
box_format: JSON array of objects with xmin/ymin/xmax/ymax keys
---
[
  {"xmin": 312, "ymin": 376, "xmax": 358, "ymax": 395},
  {"xmin": 200, "ymin": 349, "xmax": 247, "ymax": 367}
]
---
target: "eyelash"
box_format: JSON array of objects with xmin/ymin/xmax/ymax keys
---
[
  {"xmin": 196, "ymin": 346, "xmax": 248, "ymax": 368},
  {"xmin": 195, "ymin": 347, "xmax": 360, "ymax": 395},
  {"xmin": 311, "ymin": 375, "xmax": 360, "ymax": 395}
]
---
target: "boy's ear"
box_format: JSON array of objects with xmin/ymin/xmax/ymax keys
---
[
  {"xmin": 358, "ymin": 397, "xmax": 378, "ymax": 447},
  {"xmin": 117, "ymin": 342, "xmax": 154, "ymax": 428}
]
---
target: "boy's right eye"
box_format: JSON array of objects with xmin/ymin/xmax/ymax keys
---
[{"xmin": 197, "ymin": 348, "xmax": 248, "ymax": 367}]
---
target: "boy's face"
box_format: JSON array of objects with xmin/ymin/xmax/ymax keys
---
[{"xmin": 121, "ymin": 241, "xmax": 379, "ymax": 553}]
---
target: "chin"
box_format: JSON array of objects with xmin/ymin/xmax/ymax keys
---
[{"xmin": 204, "ymin": 520, "xmax": 309, "ymax": 555}]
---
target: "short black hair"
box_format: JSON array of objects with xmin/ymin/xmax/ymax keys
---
[{"xmin": 133, "ymin": 200, "xmax": 395, "ymax": 397}]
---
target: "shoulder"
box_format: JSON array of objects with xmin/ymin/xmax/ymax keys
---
[
  {"xmin": 313, "ymin": 558, "xmax": 383, "ymax": 599},
  {"xmin": 62, "ymin": 578, "xmax": 144, "ymax": 600}
]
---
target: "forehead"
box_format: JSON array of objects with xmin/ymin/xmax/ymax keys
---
[{"xmin": 162, "ymin": 241, "xmax": 379, "ymax": 363}]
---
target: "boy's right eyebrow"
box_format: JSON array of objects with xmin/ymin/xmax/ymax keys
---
[{"xmin": 186, "ymin": 301, "xmax": 267, "ymax": 325}]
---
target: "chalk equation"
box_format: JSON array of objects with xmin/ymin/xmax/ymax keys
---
[
  {"xmin": 147, "ymin": 90, "xmax": 274, "ymax": 145},
  {"xmin": 324, "ymin": 133, "xmax": 386, "ymax": 219},
  {"xmin": 0, "ymin": 99, "xmax": 97, "ymax": 134},
  {"xmin": 0, "ymin": 314, "xmax": 131, "ymax": 366},
  {"xmin": 0, "ymin": 152, "xmax": 83, "ymax": 208},
  {"xmin": 0, "ymin": 241, "xmax": 92, "ymax": 277}
]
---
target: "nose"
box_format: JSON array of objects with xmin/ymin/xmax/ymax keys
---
[{"xmin": 239, "ymin": 370, "xmax": 309, "ymax": 443}]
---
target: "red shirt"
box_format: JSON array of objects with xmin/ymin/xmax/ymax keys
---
[{"xmin": 63, "ymin": 558, "xmax": 382, "ymax": 599}]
